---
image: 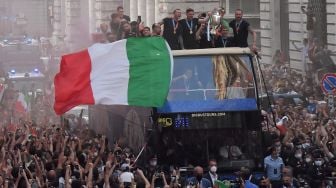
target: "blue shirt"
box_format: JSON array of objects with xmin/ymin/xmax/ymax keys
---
[
  {"xmin": 186, "ymin": 177, "xmax": 212, "ymax": 188},
  {"xmin": 264, "ymin": 155, "xmax": 284, "ymax": 181},
  {"xmin": 307, "ymin": 103, "xmax": 316, "ymax": 114},
  {"xmin": 244, "ymin": 180, "xmax": 259, "ymax": 188}
]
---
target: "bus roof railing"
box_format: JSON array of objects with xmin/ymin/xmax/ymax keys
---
[{"xmin": 172, "ymin": 47, "xmax": 252, "ymax": 56}]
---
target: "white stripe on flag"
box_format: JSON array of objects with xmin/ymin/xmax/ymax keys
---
[{"xmin": 88, "ymin": 40, "xmax": 130, "ymax": 105}]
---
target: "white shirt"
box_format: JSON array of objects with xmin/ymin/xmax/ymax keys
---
[
  {"xmin": 209, "ymin": 172, "xmax": 218, "ymax": 185},
  {"xmin": 120, "ymin": 171, "xmax": 134, "ymax": 183}
]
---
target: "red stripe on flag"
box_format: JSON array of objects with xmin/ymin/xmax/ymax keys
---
[
  {"xmin": 54, "ymin": 49, "xmax": 95, "ymax": 115},
  {"xmin": 15, "ymin": 101, "xmax": 26, "ymax": 113}
]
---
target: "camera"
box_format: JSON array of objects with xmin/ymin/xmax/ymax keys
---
[
  {"xmin": 233, "ymin": 178, "xmax": 243, "ymax": 186},
  {"xmin": 124, "ymin": 182, "xmax": 132, "ymax": 188},
  {"xmin": 19, "ymin": 166, "xmax": 23, "ymax": 174},
  {"xmin": 187, "ymin": 181, "xmax": 195, "ymax": 187},
  {"xmin": 115, "ymin": 155, "xmax": 122, "ymax": 163},
  {"xmin": 171, "ymin": 175, "xmax": 177, "ymax": 183}
]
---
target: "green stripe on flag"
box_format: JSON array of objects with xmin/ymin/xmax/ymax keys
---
[{"xmin": 126, "ymin": 37, "xmax": 171, "ymax": 107}]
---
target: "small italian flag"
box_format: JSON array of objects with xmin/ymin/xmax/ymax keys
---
[
  {"xmin": 15, "ymin": 92, "xmax": 28, "ymax": 113},
  {"xmin": 0, "ymin": 83, "xmax": 5, "ymax": 102},
  {"xmin": 54, "ymin": 37, "xmax": 173, "ymax": 115}
]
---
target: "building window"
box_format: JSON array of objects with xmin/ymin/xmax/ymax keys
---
[{"xmin": 228, "ymin": 0, "xmax": 260, "ymax": 14}]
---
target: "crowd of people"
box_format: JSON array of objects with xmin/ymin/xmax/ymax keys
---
[
  {"xmin": 0, "ymin": 5, "xmax": 336, "ymax": 188},
  {"xmin": 257, "ymin": 52, "xmax": 336, "ymax": 187},
  {"xmin": 253, "ymin": 8, "xmax": 336, "ymax": 187}
]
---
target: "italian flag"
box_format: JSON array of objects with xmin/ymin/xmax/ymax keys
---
[
  {"xmin": 54, "ymin": 37, "xmax": 173, "ymax": 115},
  {"xmin": 15, "ymin": 92, "xmax": 28, "ymax": 113},
  {"xmin": 0, "ymin": 83, "xmax": 5, "ymax": 102}
]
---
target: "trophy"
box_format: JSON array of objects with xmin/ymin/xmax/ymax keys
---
[
  {"xmin": 210, "ymin": 9, "xmax": 222, "ymax": 34},
  {"xmin": 207, "ymin": 8, "xmax": 222, "ymax": 41}
]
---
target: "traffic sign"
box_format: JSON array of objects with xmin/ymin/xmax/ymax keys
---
[{"xmin": 321, "ymin": 73, "xmax": 336, "ymax": 94}]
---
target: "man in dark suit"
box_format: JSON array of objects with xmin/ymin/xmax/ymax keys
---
[{"xmin": 203, "ymin": 159, "xmax": 218, "ymax": 187}]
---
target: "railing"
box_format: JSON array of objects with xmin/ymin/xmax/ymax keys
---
[{"xmin": 169, "ymin": 86, "xmax": 255, "ymax": 100}]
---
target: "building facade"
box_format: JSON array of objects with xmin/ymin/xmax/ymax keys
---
[
  {"xmin": 47, "ymin": 0, "xmax": 336, "ymax": 72},
  {"xmin": 50, "ymin": 0, "xmax": 261, "ymax": 52},
  {"xmin": 51, "ymin": 0, "xmax": 123, "ymax": 52},
  {"xmin": 261, "ymin": 0, "xmax": 336, "ymax": 71},
  {"xmin": 1, "ymin": 0, "xmax": 336, "ymax": 72},
  {"xmin": 0, "ymin": 0, "xmax": 51, "ymax": 37}
]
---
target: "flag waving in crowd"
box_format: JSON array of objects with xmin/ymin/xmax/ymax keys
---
[
  {"xmin": 15, "ymin": 92, "xmax": 28, "ymax": 113},
  {"xmin": 54, "ymin": 37, "xmax": 173, "ymax": 115},
  {"xmin": 0, "ymin": 83, "xmax": 5, "ymax": 103}
]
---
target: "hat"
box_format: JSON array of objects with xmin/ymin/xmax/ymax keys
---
[
  {"xmin": 120, "ymin": 163, "xmax": 129, "ymax": 171},
  {"xmin": 239, "ymin": 166, "xmax": 250, "ymax": 175},
  {"xmin": 149, "ymin": 155, "xmax": 157, "ymax": 160},
  {"xmin": 234, "ymin": 166, "xmax": 250, "ymax": 177}
]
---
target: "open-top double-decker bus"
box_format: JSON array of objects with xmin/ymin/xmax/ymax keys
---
[{"xmin": 150, "ymin": 48, "xmax": 263, "ymax": 170}]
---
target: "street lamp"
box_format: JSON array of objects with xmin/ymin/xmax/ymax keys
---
[{"xmin": 40, "ymin": 56, "xmax": 50, "ymax": 71}]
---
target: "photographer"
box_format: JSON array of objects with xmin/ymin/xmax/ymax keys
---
[
  {"xmin": 150, "ymin": 171, "xmax": 168, "ymax": 188},
  {"xmin": 169, "ymin": 168, "xmax": 181, "ymax": 188},
  {"xmin": 15, "ymin": 166, "xmax": 31, "ymax": 188}
]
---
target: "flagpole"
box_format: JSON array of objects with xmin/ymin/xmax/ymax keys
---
[
  {"xmin": 60, "ymin": 114, "xmax": 64, "ymax": 128},
  {"xmin": 11, "ymin": 106, "xmax": 14, "ymax": 125},
  {"xmin": 133, "ymin": 144, "xmax": 146, "ymax": 165}
]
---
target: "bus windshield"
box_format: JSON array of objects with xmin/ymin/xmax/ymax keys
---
[
  {"xmin": 158, "ymin": 49, "xmax": 258, "ymax": 113},
  {"xmin": 153, "ymin": 48, "xmax": 263, "ymax": 168}
]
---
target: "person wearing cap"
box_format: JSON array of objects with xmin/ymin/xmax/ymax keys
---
[{"xmin": 120, "ymin": 163, "xmax": 134, "ymax": 186}]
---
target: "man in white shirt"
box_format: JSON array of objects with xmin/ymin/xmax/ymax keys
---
[{"xmin": 292, "ymin": 38, "xmax": 309, "ymax": 75}]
